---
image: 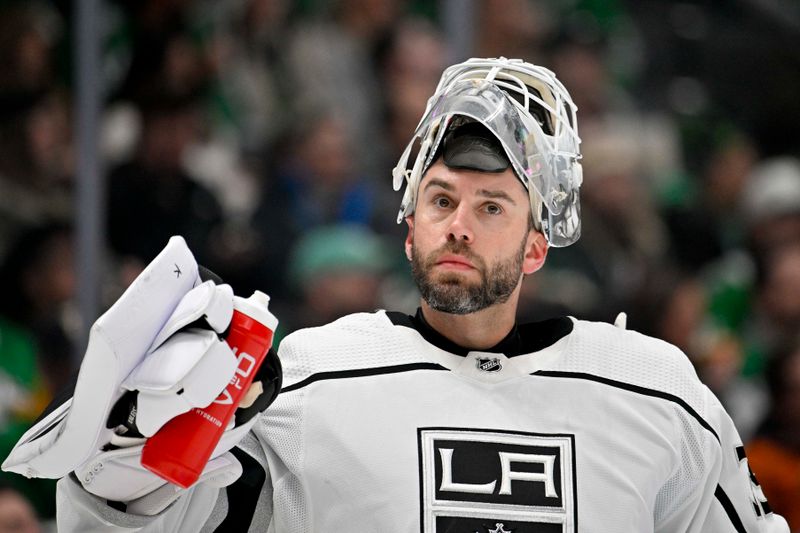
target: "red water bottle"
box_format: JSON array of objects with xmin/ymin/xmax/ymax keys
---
[{"xmin": 140, "ymin": 290, "xmax": 278, "ymax": 488}]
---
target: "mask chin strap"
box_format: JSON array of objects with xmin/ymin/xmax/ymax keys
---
[
  {"xmin": 392, "ymin": 140, "xmax": 413, "ymax": 192},
  {"xmin": 394, "ymin": 136, "xmax": 433, "ymax": 223},
  {"xmin": 528, "ymin": 182, "xmax": 544, "ymax": 232}
]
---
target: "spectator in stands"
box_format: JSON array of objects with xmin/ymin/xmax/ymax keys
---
[
  {"xmin": 747, "ymin": 341, "xmax": 800, "ymax": 531},
  {"xmin": 284, "ymin": 224, "xmax": 394, "ymax": 330},
  {"xmin": 0, "ymin": 223, "xmax": 75, "ymax": 519},
  {"xmin": 106, "ymin": 91, "xmax": 225, "ymax": 273},
  {"xmin": 250, "ymin": 114, "xmax": 379, "ymax": 300},
  {"xmin": 0, "ymin": 481, "xmax": 40, "ymax": 533}
]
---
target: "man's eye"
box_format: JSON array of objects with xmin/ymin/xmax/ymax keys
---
[
  {"xmin": 484, "ymin": 203, "xmax": 502, "ymax": 215},
  {"xmin": 434, "ymin": 196, "xmax": 451, "ymax": 208}
]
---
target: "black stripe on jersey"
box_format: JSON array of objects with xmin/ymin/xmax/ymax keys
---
[
  {"xmin": 761, "ymin": 497, "xmax": 773, "ymax": 515},
  {"xmin": 735, "ymin": 446, "xmax": 774, "ymax": 516},
  {"xmin": 281, "ymin": 362, "xmax": 449, "ymax": 393},
  {"xmin": 736, "ymin": 445, "xmax": 747, "ymax": 462},
  {"xmin": 714, "ymin": 485, "xmax": 748, "ymax": 533},
  {"xmin": 214, "ymin": 447, "xmax": 266, "ymax": 532},
  {"xmin": 760, "ymin": 500, "xmax": 772, "ymax": 514},
  {"xmin": 532, "ymin": 370, "xmax": 721, "ymax": 444}
]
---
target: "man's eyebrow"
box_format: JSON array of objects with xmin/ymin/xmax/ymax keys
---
[
  {"xmin": 476, "ymin": 188, "xmax": 516, "ymax": 205},
  {"xmin": 422, "ymin": 178, "xmax": 453, "ymax": 192},
  {"xmin": 423, "ymin": 178, "xmax": 517, "ymax": 205}
]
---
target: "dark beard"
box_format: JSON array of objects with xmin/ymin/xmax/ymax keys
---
[{"xmin": 411, "ymin": 237, "xmax": 526, "ymax": 315}]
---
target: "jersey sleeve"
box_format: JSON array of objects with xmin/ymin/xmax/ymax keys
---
[{"xmin": 656, "ymin": 384, "xmax": 789, "ymax": 533}]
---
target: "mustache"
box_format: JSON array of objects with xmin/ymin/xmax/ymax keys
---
[{"xmin": 426, "ymin": 241, "xmax": 483, "ymax": 269}]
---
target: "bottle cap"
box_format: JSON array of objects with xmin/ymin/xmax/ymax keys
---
[{"xmin": 233, "ymin": 291, "xmax": 278, "ymax": 331}]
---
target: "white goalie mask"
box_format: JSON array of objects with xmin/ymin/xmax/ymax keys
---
[{"xmin": 392, "ymin": 57, "xmax": 583, "ymax": 247}]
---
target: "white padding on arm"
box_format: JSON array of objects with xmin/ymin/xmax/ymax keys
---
[
  {"xmin": 125, "ymin": 452, "xmax": 242, "ymax": 516},
  {"xmin": 77, "ymin": 444, "xmax": 167, "ymax": 503}
]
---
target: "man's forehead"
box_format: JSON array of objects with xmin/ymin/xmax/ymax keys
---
[{"xmin": 421, "ymin": 161, "xmax": 527, "ymax": 198}]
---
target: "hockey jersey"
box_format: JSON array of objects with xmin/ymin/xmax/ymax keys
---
[{"xmin": 57, "ymin": 310, "xmax": 788, "ymax": 532}]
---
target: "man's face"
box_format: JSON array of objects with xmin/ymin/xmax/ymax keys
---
[{"xmin": 405, "ymin": 160, "xmax": 547, "ymax": 314}]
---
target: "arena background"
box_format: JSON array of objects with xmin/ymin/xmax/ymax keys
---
[{"xmin": 0, "ymin": 0, "xmax": 799, "ymax": 529}]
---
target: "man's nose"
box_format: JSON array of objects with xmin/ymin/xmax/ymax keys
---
[{"xmin": 446, "ymin": 204, "xmax": 474, "ymax": 243}]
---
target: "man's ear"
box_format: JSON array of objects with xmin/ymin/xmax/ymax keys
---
[
  {"xmin": 522, "ymin": 230, "xmax": 548, "ymax": 275},
  {"xmin": 404, "ymin": 215, "xmax": 415, "ymax": 261}
]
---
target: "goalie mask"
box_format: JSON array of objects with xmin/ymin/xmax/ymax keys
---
[{"xmin": 392, "ymin": 57, "xmax": 583, "ymax": 247}]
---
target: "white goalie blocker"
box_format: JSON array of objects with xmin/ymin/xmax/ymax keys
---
[{"xmin": 2, "ymin": 236, "xmax": 239, "ymax": 484}]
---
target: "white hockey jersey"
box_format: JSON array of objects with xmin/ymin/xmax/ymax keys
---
[{"xmin": 57, "ymin": 310, "xmax": 788, "ymax": 532}]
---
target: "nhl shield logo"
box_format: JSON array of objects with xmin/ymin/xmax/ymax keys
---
[{"xmin": 476, "ymin": 357, "xmax": 502, "ymax": 372}]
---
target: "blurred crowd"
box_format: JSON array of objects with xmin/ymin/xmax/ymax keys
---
[{"xmin": 0, "ymin": 0, "xmax": 798, "ymax": 528}]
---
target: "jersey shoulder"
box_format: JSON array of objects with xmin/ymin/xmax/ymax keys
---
[
  {"xmin": 277, "ymin": 311, "xmax": 426, "ymax": 386},
  {"xmin": 557, "ymin": 318, "xmax": 706, "ymax": 408},
  {"xmin": 280, "ymin": 310, "xmax": 406, "ymax": 352}
]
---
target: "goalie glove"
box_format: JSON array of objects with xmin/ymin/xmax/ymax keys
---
[
  {"xmin": 71, "ymin": 346, "xmax": 280, "ymax": 515},
  {"xmin": 2, "ymin": 236, "xmax": 282, "ymax": 513}
]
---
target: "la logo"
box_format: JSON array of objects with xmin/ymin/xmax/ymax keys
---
[{"xmin": 438, "ymin": 448, "xmax": 559, "ymax": 497}]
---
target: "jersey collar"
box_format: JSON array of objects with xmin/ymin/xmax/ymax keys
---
[{"xmin": 386, "ymin": 308, "xmax": 573, "ymax": 357}]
